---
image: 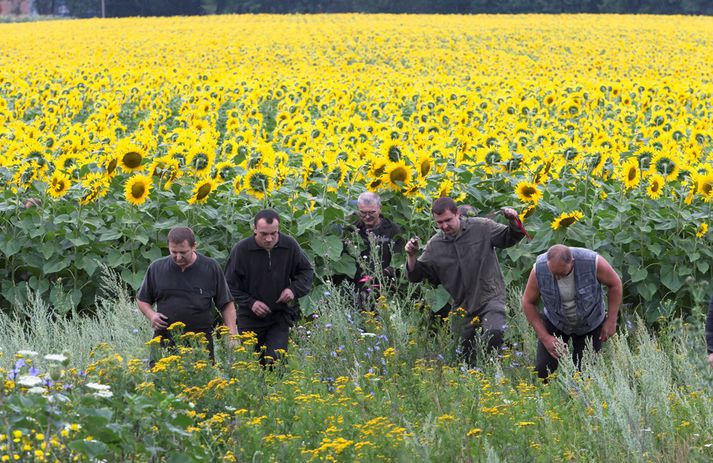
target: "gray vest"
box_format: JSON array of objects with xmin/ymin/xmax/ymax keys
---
[{"xmin": 535, "ymin": 247, "xmax": 605, "ymax": 335}]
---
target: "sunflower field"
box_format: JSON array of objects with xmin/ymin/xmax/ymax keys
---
[{"xmin": 0, "ymin": 15, "xmax": 711, "ymax": 320}]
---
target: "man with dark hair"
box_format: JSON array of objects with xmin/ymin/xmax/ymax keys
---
[
  {"xmin": 521, "ymin": 244, "xmax": 622, "ymax": 379},
  {"xmin": 225, "ymin": 209, "xmax": 314, "ymax": 365},
  {"xmin": 137, "ymin": 227, "xmax": 237, "ymax": 361},
  {"xmin": 406, "ymin": 196, "xmax": 525, "ymax": 367}
]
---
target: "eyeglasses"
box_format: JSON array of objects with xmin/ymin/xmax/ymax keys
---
[{"xmin": 358, "ymin": 210, "xmax": 379, "ymax": 217}]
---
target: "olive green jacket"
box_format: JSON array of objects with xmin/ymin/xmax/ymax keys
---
[{"xmin": 408, "ymin": 217, "xmax": 524, "ymax": 316}]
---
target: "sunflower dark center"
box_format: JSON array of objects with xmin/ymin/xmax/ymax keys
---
[
  {"xmin": 627, "ymin": 167, "xmax": 637, "ymax": 181},
  {"xmin": 123, "ymin": 152, "xmax": 142, "ymax": 169},
  {"xmin": 522, "ymin": 186, "xmax": 536, "ymax": 197},
  {"xmin": 420, "ymin": 160, "xmax": 431, "ymax": 176},
  {"xmin": 196, "ymin": 183, "xmax": 212, "ymax": 200},
  {"xmin": 131, "ymin": 183, "xmax": 146, "ymax": 198},
  {"xmin": 390, "ymin": 167, "xmax": 408, "ymax": 183},
  {"xmin": 192, "ymin": 153, "xmax": 209, "ymax": 170},
  {"xmin": 249, "ymin": 173, "xmax": 267, "ymax": 191}
]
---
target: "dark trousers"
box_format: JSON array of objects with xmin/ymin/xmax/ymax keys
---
[
  {"xmin": 452, "ymin": 299, "xmax": 506, "ymax": 368},
  {"xmin": 238, "ymin": 316, "xmax": 290, "ymax": 366},
  {"xmin": 535, "ymin": 314, "xmax": 602, "ymax": 379}
]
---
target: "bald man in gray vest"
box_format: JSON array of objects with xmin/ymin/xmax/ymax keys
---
[{"xmin": 521, "ymin": 244, "xmax": 622, "ymax": 379}]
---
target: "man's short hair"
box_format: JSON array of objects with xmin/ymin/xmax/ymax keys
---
[
  {"xmin": 254, "ymin": 209, "xmax": 280, "ymax": 226},
  {"xmin": 168, "ymin": 227, "xmax": 195, "ymax": 246},
  {"xmin": 357, "ymin": 191, "xmax": 381, "ymax": 208},
  {"xmin": 546, "ymin": 244, "xmax": 573, "ymax": 263},
  {"xmin": 432, "ymin": 197, "xmax": 458, "ymax": 215}
]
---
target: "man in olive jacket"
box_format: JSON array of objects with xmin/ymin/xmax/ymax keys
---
[
  {"xmin": 224, "ymin": 209, "xmax": 314, "ymax": 365},
  {"xmin": 406, "ymin": 196, "xmax": 525, "ymax": 366}
]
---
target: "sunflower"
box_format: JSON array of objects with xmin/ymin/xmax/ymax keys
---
[
  {"xmin": 11, "ymin": 161, "xmax": 38, "ymax": 191},
  {"xmin": 551, "ymin": 210, "xmax": 583, "ymax": 230},
  {"xmin": 232, "ymin": 175, "xmax": 243, "ymax": 196},
  {"xmin": 188, "ymin": 177, "xmax": 218, "ymax": 205},
  {"xmin": 645, "ymin": 174, "xmax": 665, "ymax": 200},
  {"xmin": 79, "ymin": 172, "xmax": 110, "ymax": 205},
  {"xmin": 381, "ymin": 161, "xmax": 412, "ymax": 191},
  {"xmin": 124, "ymin": 174, "xmax": 152, "ymax": 206},
  {"xmin": 436, "ymin": 177, "xmax": 454, "ymax": 198},
  {"xmin": 243, "ymin": 167, "xmax": 274, "ymax": 200},
  {"xmin": 101, "ymin": 153, "xmax": 120, "ymax": 177},
  {"xmin": 403, "ymin": 178, "xmax": 426, "ymax": 199},
  {"xmin": 214, "ymin": 161, "xmax": 236, "ymax": 183},
  {"xmin": 47, "ymin": 171, "xmax": 71, "ymax": 199},
  {"xmin": 384, "ymin": 142, "xmax": 402, "ymax": 162},
  {"xmin": 515, "ymin": 181, "xmax": 541, "ymax": 205},
  {"xmin": 149, "ymin": 156, "xmax": 180, "ymax": 190},
  {"xmin": 55, "ymin": 153, "xmax": 80, "ymax": 175},
  {"xmin": 416, "ymin": 155, "xmax": 433, "ymax": 177},
  {"xmin": 620, "ymin": 158, "xmax": 640, "ymax": 190},
  {"xmin": 519, "ymin": 205, "xmax": 536, "ymax": 221},
  {"xmin": 116, "ymin": 139, "xmax": 146, "ymax": 173},
  {"xmin": 697, "ymin": 172, "xmax": 713, "ymax": 202},
  {"xmin": 185, "ymin": 147, "xmax": 215, "ymax": 177},
  {"xmin": 649, "ymin": 152, "xmax": 679, "ymax": 181},
  {"xmin": 696, "ymin": 223, "xmax": 708, "ymax": 239}
]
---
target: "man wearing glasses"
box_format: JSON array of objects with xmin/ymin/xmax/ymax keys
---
[{"xmin": 350, "ymin": 192, "xmax": 404, "ymax": 309}]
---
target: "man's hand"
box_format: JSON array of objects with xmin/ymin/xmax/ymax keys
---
[
  {"xmin": 405, "ymin": 237, "xmax": 420, "ymax": 256},
  {"xmin": 149, "ymin": 311, "xmax": 169, "ymax": 331},
  {"xmin": 708, "ymin": 353, "xmax": 713, "ymax": 369},
  {"xmin": 541, "ymin": 334, "xmax": 566, "ymax": 359},
  {"xmin": 251, "ymin": 300, "xmax": 272, "ymax": 317},
  {"xmin": 276, "ymin": 288, "xmax": 295, "ymax": 304},
  {"xmin": 599, "ymin": 316, "xmax": 617, "ymax": 342},
  {"xmin": 501, "ymin": 207, "xmax": 519, "ymax": 221}
]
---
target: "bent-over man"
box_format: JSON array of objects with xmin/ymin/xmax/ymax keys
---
[{"xmin": 521, "ymin": 244, "xmax": 622, "ymax": 379}]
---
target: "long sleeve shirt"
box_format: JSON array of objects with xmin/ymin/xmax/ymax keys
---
[
  {"xmin": 408, "ymin": 217, "xmax": 524, "ymax": 315},
  {"xmin": 224, "ymin": 233, "xmax": 313, "ymax": 327}
]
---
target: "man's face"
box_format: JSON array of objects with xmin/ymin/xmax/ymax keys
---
[
  {"xmin": 358, "ymin": 203, "xmax": 381, "ymax": 228},
  {"xmin": 547, "ymin": 259, "xmax": 575, "ymax": 280},
  {"xmin": 254, "ymin": 218, "xmax": 280, "ymax": 250},
  {"xmin": 169, "ymin": 240, "xmax": 196, "ymax": 270},
  {"xmin": 433, "ymin": 210, "xmax": 461, "ymax": 237}
]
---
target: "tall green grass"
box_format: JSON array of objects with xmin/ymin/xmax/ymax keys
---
[{"xmin": 2, "ymin": 269, "xmax": 712, "ymax": 461}]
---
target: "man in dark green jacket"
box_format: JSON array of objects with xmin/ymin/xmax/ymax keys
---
[{"xmin": 406, "ymin": 197, "xmax": 525, "ymax": 366}]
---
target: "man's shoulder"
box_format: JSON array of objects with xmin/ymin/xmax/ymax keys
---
[
  {"xmin": 232, "ymin": 236, "xmax": 256, "ymax": 252},
  {"xmin": 462, "ymin": 216, "xmax": 497, "ymax": 230},
  {"xmin": 195, "ymin": 252, "xmax": 221, "ymax": 269},
  {"xmin": 148, "ymin": 255, "xmax": 172, "ymax": 271},
  {"xmin": 278, "ymin": 233, "xmax": 304, "ymax": 251},
  {"xmin": 377, "ymin": 217, "xmax": 401, "ymax": 236},
  {"xmin": 424, "ymin": 231, "xmax": 447, "ymax": 247}
]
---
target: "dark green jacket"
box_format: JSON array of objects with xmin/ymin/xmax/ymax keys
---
[{"xmin": 408, "ymin": 217, "xmax": 524, "ymax": 316}]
